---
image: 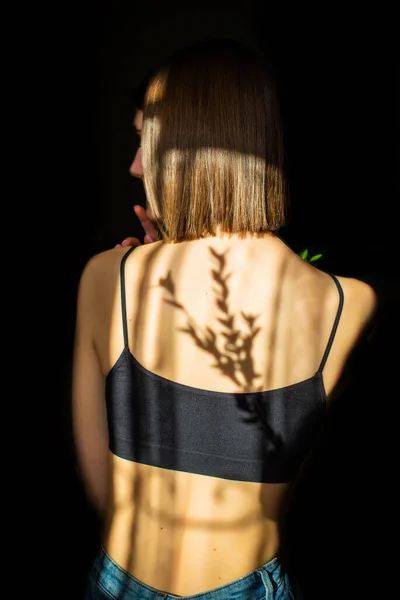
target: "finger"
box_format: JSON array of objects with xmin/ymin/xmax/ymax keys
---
[
  {"xmin": 144, "ymin": 234, "xmax": 156, "ymax": 244},
  {"xmin": 133, "ymin": 205, "xmax": 158, "ymax": 240},
  {"xmin": 121, "ymin": 237, "xmax": 142, "ymax": 247}
]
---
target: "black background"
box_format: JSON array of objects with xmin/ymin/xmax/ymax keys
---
[{"xmin": 30, "ymin": 2, "xmax": 398, "ymax": 598}]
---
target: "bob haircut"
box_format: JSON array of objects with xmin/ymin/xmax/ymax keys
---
[{"xmin": 142, "ymin": 38, "xmax": 288, "ymax": 242}]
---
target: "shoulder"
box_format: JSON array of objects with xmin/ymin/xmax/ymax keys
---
[
  {"xmin": 80, "ymin": 241, "xmax": 164, "ymax": 281},
  {"xmin": 77, "ymin": 247, "xmax": 128, "ymax": 296},
  {"xmin": 81, "ymin": 247, "xmax": 130, "ymax": 278},
  {"xmin": 335, "ymin": 274, "xmax": 378, "ymax": 320},
  {"xmin": 328, "ymin": 273, "xmax": 379, "ymax": 348},
  {"xmin": 76, "ymin": 242, "xmax": 162, "ymax": 309},
  {"xmin": 80, "ymin": 247, "xmax": 146, "ymax": 285},
  {"xmin": 296, "ymin": 261, "xmax": 379, "ymax": 343}
]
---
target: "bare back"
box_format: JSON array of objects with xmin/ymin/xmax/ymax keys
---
[{"xmin": 87, "ymin": 233, "xmax": 376, "ymax": 595}]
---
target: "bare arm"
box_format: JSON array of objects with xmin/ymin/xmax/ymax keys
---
[{"xmin": 72, "ymin": 258, "xmax": 110, "ymax": 518}]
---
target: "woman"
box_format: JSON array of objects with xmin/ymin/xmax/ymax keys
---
[{"xmin": 73, "ymin": 39, "xmax": 377, "ymax": 599}]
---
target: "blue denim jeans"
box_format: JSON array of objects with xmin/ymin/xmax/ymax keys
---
[{"xmin": 85, "ymin": 547, "xmax": 302, "ymax": 600}]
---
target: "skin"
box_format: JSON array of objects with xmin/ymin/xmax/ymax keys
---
[
  {"xmin": 73, "ymin": 108, "xmax": 378, "ymax": 595},
  {"xmin": 116, "ymin": 110, "xmax": 158, "ymax": 248}
]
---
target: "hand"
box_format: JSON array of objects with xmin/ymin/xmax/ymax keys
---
[{"xmin": 115, "ymin": 205, "xmax": 159, "ymax": 248}]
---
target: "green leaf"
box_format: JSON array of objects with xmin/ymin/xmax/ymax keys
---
[
  {"xmin": 299, "ymin": 249, "xmax": 308, "ymax": 260},
  {"xmin": 309, "ymin": 253, "xmax": 323, "ymax": 263}
]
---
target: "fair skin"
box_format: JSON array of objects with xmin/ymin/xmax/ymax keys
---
[
  {"xmin": 73, "ymin": 140, "xmax": 378, "ymax": 597},
  {"xmin": 116, "ymin": 110, "xmax": 159, "ymax": 248}
]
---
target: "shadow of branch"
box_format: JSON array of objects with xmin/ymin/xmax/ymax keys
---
[{"xmin": 159, "ymin": 248, "xmax": 263, "ymax": 412}]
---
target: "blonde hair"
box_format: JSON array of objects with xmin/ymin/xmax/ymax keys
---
[{"xmin": 142, "ymin": 39, "xmax": 288, "ymax": 242}]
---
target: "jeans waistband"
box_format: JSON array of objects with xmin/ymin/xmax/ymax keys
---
[{"xmin": 90, "ymin": 546, "xmax": 291, "ymax": 599}]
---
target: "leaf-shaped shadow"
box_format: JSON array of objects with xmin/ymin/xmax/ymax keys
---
[{"xmin": 158, "ymin": 248, "xmax": 262, "ymax": 417}]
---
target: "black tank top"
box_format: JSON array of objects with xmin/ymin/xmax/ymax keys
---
[{"xmin": 105, "ymin": 246, "xmax": 344, "ymax": 484}]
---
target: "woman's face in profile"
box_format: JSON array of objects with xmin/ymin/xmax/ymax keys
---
[
  {"xmin": 129, "ymin": 110, "xmax": 143, "ymax": 179},
  {"xmin": 129, "ymin": 109, "xmax": 156, "ymax": 220}
]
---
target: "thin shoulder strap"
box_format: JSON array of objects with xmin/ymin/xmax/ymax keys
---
[
  {"xmin": 120, "ymin": 246, "xmax": 136, "ymax": 349},
  {"xmin": 317, "ymin": 274, "xmax": 344, "ymax": 373}
]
